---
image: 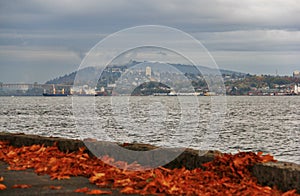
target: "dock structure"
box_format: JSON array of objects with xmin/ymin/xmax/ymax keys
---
[
  {"xmin": 0, "ymin": 83, "xmax": 73, "ymax": 96},
  {"xmin": 0, "ymin": 83, "xmax": 72, "ymax": 90}
]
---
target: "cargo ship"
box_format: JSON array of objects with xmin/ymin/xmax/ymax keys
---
[
  {"xmin": 42, "ymin": 86, "xmax": 69, "ymax": 96},
  {"xmin": 42, "ymin": 93, "xmax": 68, "ymax": 96}
]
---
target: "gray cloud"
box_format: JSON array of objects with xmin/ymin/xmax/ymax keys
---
[
  {"xmin": 1, "ymin": 0, "xmax": 299, "ymax": 31},
  {"xmin": 0, "ymin": 0, "xmax": 300, "ymax": 82},
  {"xmin": 199, "ymin": 30, "xmax": 300, "ymax": 51}
]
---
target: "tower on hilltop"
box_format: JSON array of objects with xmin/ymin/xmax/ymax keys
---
[{"xmin": 146, "ymin": 66, "xmax": 151, "ymax": 78}]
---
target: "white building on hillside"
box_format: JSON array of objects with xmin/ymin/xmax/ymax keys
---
[
  {"xmin": 146, "ymin": 66, "xmax": 151, "ymax": 78},
  {"xmin": 294, "ymin": 84, "xmax": 300, "ymax": 94},
  {"xmin": 293, "ymin": 71, "xmax": 300, "ymax": 78}
]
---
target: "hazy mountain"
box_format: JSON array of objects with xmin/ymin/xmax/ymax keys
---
[
  {"xmin": 45, "ymin": 67, "xmax": 97, "ymax": 85},
  {"xmin": 45, "ymin": 61, "xmax": 246, "ymax": 85}
]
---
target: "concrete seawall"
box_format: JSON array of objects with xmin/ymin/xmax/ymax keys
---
[{"xmin": 0, "ymin": 132, "xmax": 299, "ymax": 193}]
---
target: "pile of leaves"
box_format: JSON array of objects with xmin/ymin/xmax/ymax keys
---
[{"xmin": 0, "ymin": 140, "xmax": 298, "ymax": 195}]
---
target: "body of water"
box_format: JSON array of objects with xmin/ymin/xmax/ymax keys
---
[{"xmin": 0, "ymin": 96, "xmax": 299, "ymax": 164}]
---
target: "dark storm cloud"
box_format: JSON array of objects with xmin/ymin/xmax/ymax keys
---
[{"xmin": 0, "ymin": 0, "xmax": 300, "ymax": 82}]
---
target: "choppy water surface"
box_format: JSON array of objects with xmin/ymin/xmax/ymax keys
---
[{"xmin": 0, "ymin": 96, "xmax": 299, "ymax": 164}]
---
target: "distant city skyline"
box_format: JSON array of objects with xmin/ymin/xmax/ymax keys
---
[{"xmin": 0, "ymin": 0, "xmax": 300, "ymax": 83}]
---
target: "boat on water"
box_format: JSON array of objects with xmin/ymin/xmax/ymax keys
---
[
  {"xmin": 153, "ymin": 91, "xmax": 204, "ymax": 96},
  {"xmin": 42, "ymin": 93, "xmax": 69, "ymax": 96},
  {"xmin": 43, "ymin": 85, "xmax": 69, "ymax": 96}
]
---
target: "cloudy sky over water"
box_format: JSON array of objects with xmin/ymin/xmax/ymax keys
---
[{"xmin": 0, "ymin": 0, "xmax": 300, "ymax": 83}]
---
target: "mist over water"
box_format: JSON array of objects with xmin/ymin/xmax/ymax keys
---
[{"xmin": 0, "ymin": 96, "xmax": 299, "ymax": 164}]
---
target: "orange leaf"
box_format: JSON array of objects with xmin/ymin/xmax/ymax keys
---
[
  {"xmin": 89, "ymin": 173, "xmax": 105, "ymax": 183},
  {"xmin": 51, "ymin": 175, "xmax": 70, "ymax": 180},
  {"xmin": 74, "ymin": 187, "xmax": 89, "ymax": 193},
  {"xmin": 12, "ymin": 184, "xmax": 32, "ymax": 189},
  {"xmin": 49, "ymin": 185, "xmax": 62, "ymax": 190},
  {"xmin": 29, "ymin": 145, "xmax": 41, "ymax": 151},
  {"xmin": 261, "ymin": 154, "xmax": 276, "ymax": 163},
  {"xmin": 6, "ymin": 151, "xmax": 17, "ymax": 158},
  {"xmin": 0, "ymin": 184, "xmax": 6, "ymax": 190},
  {"xmin": 78, "ymin": 146, "xmax": 86, "ymax": 152},
  {"xmin": 114, "ymin": 178, "xmax": 131, "ymax": 187},
  {"xmin": 50, "ymin": 164, "xmax": 59, "ymax": 172},
  {"xmin": 49, "ymin": 157, "xmax": 57, "ymax": 164},
  {"xmin": 86, "ymin": 189, "xmax": 112, "ymax": 195},
  {"xmin": 120, "ymin": 187, "xmax": 136, "ymax": 194},
  {"xmin": 282, "ymin": 189, "xmax": 297, "ymax": 196},
  {"xmin": 0, "ymin": 177, "xmax": 3, "ymax": 182}
]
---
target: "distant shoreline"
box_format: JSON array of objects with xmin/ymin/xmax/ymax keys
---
[{"xmin": 0, "ymin": 94, "xmax": 299, "ymax": 97}]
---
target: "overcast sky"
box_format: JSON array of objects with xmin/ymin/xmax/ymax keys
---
[{"xmin": 1, "ymin": 0, "xmax": 300, "ymax": 83}]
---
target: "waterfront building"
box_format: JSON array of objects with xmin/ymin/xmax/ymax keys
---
[
  {"xmin": 293, "ymin": 71, "xmax": 300, "ymax": 78},
  {"xmin": 294, "ymin": 84, "xmax": 300, "ymax": 94}
]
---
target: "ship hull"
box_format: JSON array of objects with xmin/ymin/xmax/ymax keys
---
[{"xmin": 42, "ymin": 93, "xmax": 68, "ymax": 97}]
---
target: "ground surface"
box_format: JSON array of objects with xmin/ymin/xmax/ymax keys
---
[{"xmin": 0, "ymin": 161, "xmax": 123, "ymax": 196}]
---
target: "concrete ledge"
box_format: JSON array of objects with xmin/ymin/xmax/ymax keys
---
[
  {"xmin": 0, "ymin": 132, "xmax": 299, "ymax": 193},
  {"xmin": 0, "ymin": 132, "xmax": 218, "ymax": 170},
  {"xmin": 0, "ymin": 132, "xmax": 85, "ymax": 152},
  {"xmin": 252, "ymin": 161, "xmax": 300, "ymax": 193}
]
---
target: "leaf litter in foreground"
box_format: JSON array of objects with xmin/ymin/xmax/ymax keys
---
[{"xmin": 0, "ymin": 141, "xmax": 298, "ymax": 195}]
